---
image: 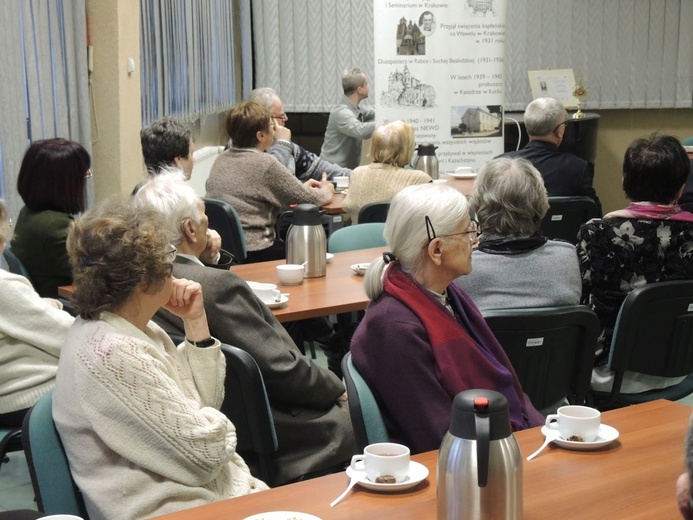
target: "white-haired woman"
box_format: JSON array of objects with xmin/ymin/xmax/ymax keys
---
[
  {"xmin": 456, "ymin": 157, "xmax": 581, "ymax": 310},
  {"xmin": 342, "ymin": 120, "xmax": 431, "ymax": 223},
  {"xmin": 350, "ymin": 184, "xmax": 543, "ymax": 454}
]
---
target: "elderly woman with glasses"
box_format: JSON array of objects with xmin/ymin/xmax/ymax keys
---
[
  {"xmin": 456, "ymin": 157, "xmax": 581, "ymax": 310},
  {"xmin": 53, "ymin": 199, "xmax": 267, "ymax": 520},
  {"xmin": 350, "ymin": 184, "xmax": 543, "ymax": 454}
]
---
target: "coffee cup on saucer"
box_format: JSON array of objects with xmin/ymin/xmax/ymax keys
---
[
  {"xmin": 249, "ymin": 282, "xmax": 281, "ymax": 304},
  {"xmin": 350, "ymin": 442, "xmax": 410, "ymax": 483},
  {"xmin": 545, "ymin": 405, "xmax": 601, "ymax": 442},
  {"xmin": 334, "ymin": 176, "xmax": 350, "ymax": 189},
  {"xmin": 276, "ymin": 264, "xmax": 304, "ymax": 285}
]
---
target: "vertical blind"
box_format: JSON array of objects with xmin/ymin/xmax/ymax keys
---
[
  {"xmin": 140, "ymin": 0, "xmax": 253, "ymax": 125},
  {"xmin": 252, "ymin": 0, "xmax": 692, "ymax": 112},
  {"xmin": 0, "ymin": 0, "xmax": 90, "ymax": 225}
]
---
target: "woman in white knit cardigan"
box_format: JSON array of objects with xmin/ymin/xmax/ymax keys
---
[
  {"xmin": 53, "ymin": 200, "xmax": 267, "ymax": 520},
  {"xmin": 0, "ymin": 199, "xmax": 73, "ymax": 426},
  {"xmin": 343, "ymin": 120, "xmax": 432, "ymax": 223}
]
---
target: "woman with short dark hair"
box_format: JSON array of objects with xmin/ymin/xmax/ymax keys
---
[
  {"xmin": 578, "ymin": 134, "xmax": 693, "ymax": 393},
  {"xmin": 11, "ymin": 138, "xmax": 91, "ymax": 297},
  {"xmin": 53, "ymin": 199, "xmax": 267, "ymax": 520}
]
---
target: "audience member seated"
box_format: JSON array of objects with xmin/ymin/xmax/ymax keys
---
[
  {"xmin": 676, "ymin": 136, "xmax": 693, "ymax": 210},
  {"xmin": 0, "ymin": 199, "xmax": 73, "ymax": 427},
  {"xmin": 350, "ymin": 184, "xmax": 543, "ymax": 454},
  {"xmin": 248, "ymin": 88, "xmax": 352, "ymax": 181},
  {"xmin": 53, "ymin": 200, "xmax": 267, "ymax": 520},
  {"xmin": 578, "ymin": 134, "xmax": 693, "ymax": 393},
  {"xmin": 498, "ymin": 97, "xmax": 602, "ymax": 214},
  {"xmin": 677, "ymin": 415, "xmax": 693, "ymax": 520},
  {"xmin": 140, "ymin": 117, "xmax": 195, "ymax": 178},
  {"xmin": 342, "ymin": 120, "xmax": 431, "ymax": 223},
  {"xmin": 457, "ymin": 157, "xmax": 581, "ymax": 310},
  {"xmin": 206, "ymin": 101, "xmax": 334, "ymax": 263},
  {"xmin": 11, "ymin": 138, "xmax": 90, "ymax": 298},
  {"xmin": 134, "ymin": 175, "xmax": 357, "ymax": 485}
]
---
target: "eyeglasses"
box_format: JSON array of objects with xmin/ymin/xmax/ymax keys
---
[
  {"xmin": 165, "ymin": 245, "xmax": 177, "ymax": 263},
  {"xmin": 272, "ymin": 114, "xmax": 288, "ymax": 122},
  {"xmin": 552, "ymin": 121, "xmax": 567, "ymax": 133},
  {"xmin": 85, "ymin": 169, "xmax": 93, "ymax": 179},
  {"xmin": 425, "ymin": 215, "xmax": 481, "ymax": 244}
]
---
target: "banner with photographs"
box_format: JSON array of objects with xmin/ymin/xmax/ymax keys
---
[{"xmin": 373, "ymin": 0, "xmax": 506, "ymax": 175}]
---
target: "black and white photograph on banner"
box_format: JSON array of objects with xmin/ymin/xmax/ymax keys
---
[{"xmin": 451, "ymin": 105, "xmax": 503, "ymax": 138}]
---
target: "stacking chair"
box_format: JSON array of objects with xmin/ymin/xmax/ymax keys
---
[
  {"xmin": 341, "ymin": 352, "xmax": 389, "ymax": 451},
  {"xmin": 483, "ymin": 306, "xmax": 599, "ymax": 412},
  {"xmin": 357, "ymin": 202, "xmax": 390, "ymax": 224},
  {"xmin": 22, "ymin": 390, "xmax": 88, "ymax": 518},
  {"xmin": 2, "ymin": 247, "xmax": 32, "ymax": 282},
  {"xmin": 328, "ymin": 223, "xmax": 386, "ymax": 253},
  {"xmin": 592, "ymin": 280, "xmax": 693, "ymax": 410},
  {"xmin": 0, "ymin": 427, "xmax": 23, "ymax": 473},
  {"xmin": 541, "ymin": 196, "xmax": 599, "ymax": 244},
  {"xmin": 219, "ymin": 344, "xmax": 278, "ymax": 487},
  {"xmin": 203, "ymin": 198, "xmax": 247, "ymax": 264}
]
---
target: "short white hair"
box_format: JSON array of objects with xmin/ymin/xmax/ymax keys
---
[
  {"xmin": 248, "ymin": 87, "xmax": 280, "ymax": 111},
  {"xmin": 524, "ymin": 97, "xmax": 566, "ymax": 137},
  {"xmin": 365, "ymin": 183, "xmax": 469, "ymax": 299},
  {"xmin": 132, "ymin": 172, "xmax": 203, "ymax": 247}
]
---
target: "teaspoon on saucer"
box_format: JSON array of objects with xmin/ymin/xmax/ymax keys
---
[
  {"xmin": 330, "ymin": 470, "xmax": 365, "ymax": 507},
  {"xmin": 526, "ymin": 429, "xmax": 560, "ymax": 461}
]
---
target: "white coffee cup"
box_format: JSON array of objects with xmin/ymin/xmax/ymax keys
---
[
  {"xmin": 334, "ymin": 176, "xmax": 350, "ymax": 189},
  {"xmin": 276, "ymin": 264, "xmax": 304, "ymax": 285},
  {"xmin": 249, "ymin": 282, "xmax": 281, "ymax": 304},
  {"xmin": 350, "ymin": 442, "xmax": 410, "ymax": 483},
  {"xmin": 545, "ymin": 405, "xmax": 601, "ymax": 442},
  {"xmin": 432, "ymin": 178, "xmax": 448, "ymax": 184},
  {"xmin": 38, "ymin": 516, "xmax": 85, "ymax": 520},
  {"xmin": 455, "ymin": 166, "xmax": 476, "ymax": 176}
]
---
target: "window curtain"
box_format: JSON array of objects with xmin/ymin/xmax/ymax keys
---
[
  {"xmin": 0, "ymin": 0, "xmax": 91, "ymax": 225},
  {"xmin": 252, "ymin": 0, "xmax": 692, "ymax": 112},
  {"xmin": 140, "ymin": 0, "xmax": 252, "ymax": 125}
]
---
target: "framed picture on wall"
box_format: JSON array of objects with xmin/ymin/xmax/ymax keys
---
[{"xmin": 527, "ymin": 69, "xmax": 579, "ymax": 108}]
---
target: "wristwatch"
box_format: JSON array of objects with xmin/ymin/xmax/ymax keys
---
[{"xmin": 186, "ymin": 337, "xmax": 216, "ymax": 348}]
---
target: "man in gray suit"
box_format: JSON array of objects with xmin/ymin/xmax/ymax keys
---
[{"xmin": 133, "ymin": 173, "xmax": 356, "ymax": 485}]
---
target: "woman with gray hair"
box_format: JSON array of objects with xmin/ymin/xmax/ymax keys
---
[
  {"xmin": 350, "ymin": 183, "xmax": 543, "ymax": 454},
  {"xmin": 456, "ymin": 157, "xmax": 581, "ymax": 310}
]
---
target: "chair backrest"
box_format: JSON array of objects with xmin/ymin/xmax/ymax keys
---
[
  {"xmin": 483, "ymin": 306, "xmax": 599, "ymax": 411},
  {"xmin": 2, "ymin": 247, "xmax": 32, "ymax": 282},
  {"xmin": 219, "ymin": 344, "xmax": 278, "ymax": 486},
  {"xmin": 341, "ymin": 352, "xmax": 389, "ymax": 451},
  {"xmin": 328, "ymin": 223, "xmax": 387, "ymax": 253},
  {"xmin": 203, "ymin": 198, "xmax": 247, "ymax": 263},
  {"xmin": 22, "ymin": 390, "xmax": 88, "ymax": 518},
  {"xmin": 358, "ymin": 202, "xmax": 390, "ymax": 224},
  {"xmin": 541, "ymin": 196, "xmax": 599, "ymax": 244},
  {"xmin": 607, "ymin": 281, "xmax": 693, "ymax": 394}
]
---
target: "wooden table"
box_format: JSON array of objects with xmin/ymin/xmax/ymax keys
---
[
  {"xmin": 230, "ymin": 247, "xmax": 383, "ymax": 322},
  {"xmin": 153, "ymin": 400, "xmax": 691, "ymax": 519},
  {"xmin": 59, "ymin": 247, "xmax": 382, "ymax": 322},
  {"xmin": 322, "ymin": 193, "xmax": 346, "ymax": 215}
]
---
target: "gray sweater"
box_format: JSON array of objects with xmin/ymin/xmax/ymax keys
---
[
  {"xmin": 457, "ymin": 239, "xmax": 581, "ymax": 311},
  {"xmin": 206, "ymin": 147, "xmax": 332, "ymax": 252}
]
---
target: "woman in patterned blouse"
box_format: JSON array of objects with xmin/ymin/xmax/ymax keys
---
[{"xmin": 577, "ymin": 134, "xmax": 693, "ymax": 393}]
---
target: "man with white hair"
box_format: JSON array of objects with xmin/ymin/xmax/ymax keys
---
[
  {"xmin": 134, "ymin": 174, "xmax": 357, "ymax": 485},
  {"xmin": 248, "ymin": 88, "xmax": 351, "ymax": 181},
  {"xmin": 320, "ymin": 67, "xmax": 376, "ymax": 169},
  {"xmin": 498, "ymin": 97, "xmax": 601, "ymax": 214}
]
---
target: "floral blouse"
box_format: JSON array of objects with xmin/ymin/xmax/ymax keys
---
[{"xmin": 577, "ymin": 217, "xmax": 693, "ymax": 366}]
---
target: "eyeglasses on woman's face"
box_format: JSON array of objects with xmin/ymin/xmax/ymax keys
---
[
  {"xmin": 163, "ymin": 245, "xmax": 177, "ymax": 277},
  {"xmin": 425, "ymin": 215, "xmax": 481, "ymax": 244}
]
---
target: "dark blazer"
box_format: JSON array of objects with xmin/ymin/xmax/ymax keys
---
[
  {"xmin": 153, "ymin": 255, "xmax": 356, "ymax": 484},
  {"xmin": 499, "ymin": 140, "xmax": 602, "ymax": 215}
]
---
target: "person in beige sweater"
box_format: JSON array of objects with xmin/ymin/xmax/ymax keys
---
[
  {"xmin": 206, "ymin": 101, "xmax": 334, "ymax": 263},
  {"xmin": 343, "ymin": 120, "xmax": 431, "ymax": 223}
]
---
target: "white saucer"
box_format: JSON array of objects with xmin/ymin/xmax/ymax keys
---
[
  {"xmin": 541, "ymin": 424, "xmax": 620, "ymax": 451},
  {"xmin": 326, "ymin": 253, "xmax": 334, "ymax": 263},
  {"xmin": 345, "ymin": 461, "xmax": 429, "ymax": 492},
  {"xmin": 243, "ymin": 512, "xmax": 321, "ymax": 520},
  {"xmin": 351, "ymin": 263, "xmax": 370, "ymax": 276},
  {"xmin": 265, "ymin": 295, "xmax": 289, "ymax": 310},
  {"xmin": 447, "ymin": 172, "xmax": 477, "ymax": 179}
]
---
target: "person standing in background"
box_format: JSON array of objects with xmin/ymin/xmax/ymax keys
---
[{"xmin": 320, "ymin": 68, "xmax": 375, "ymax": 170}]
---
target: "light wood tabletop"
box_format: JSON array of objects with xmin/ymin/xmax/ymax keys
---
[
  {"xmin": 230, "ymin": 246, "xmax": 383, "ymax": 322},
  {"xmin": 153, "ymin": 400, "xmax": 691, "ymax": 520}
]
